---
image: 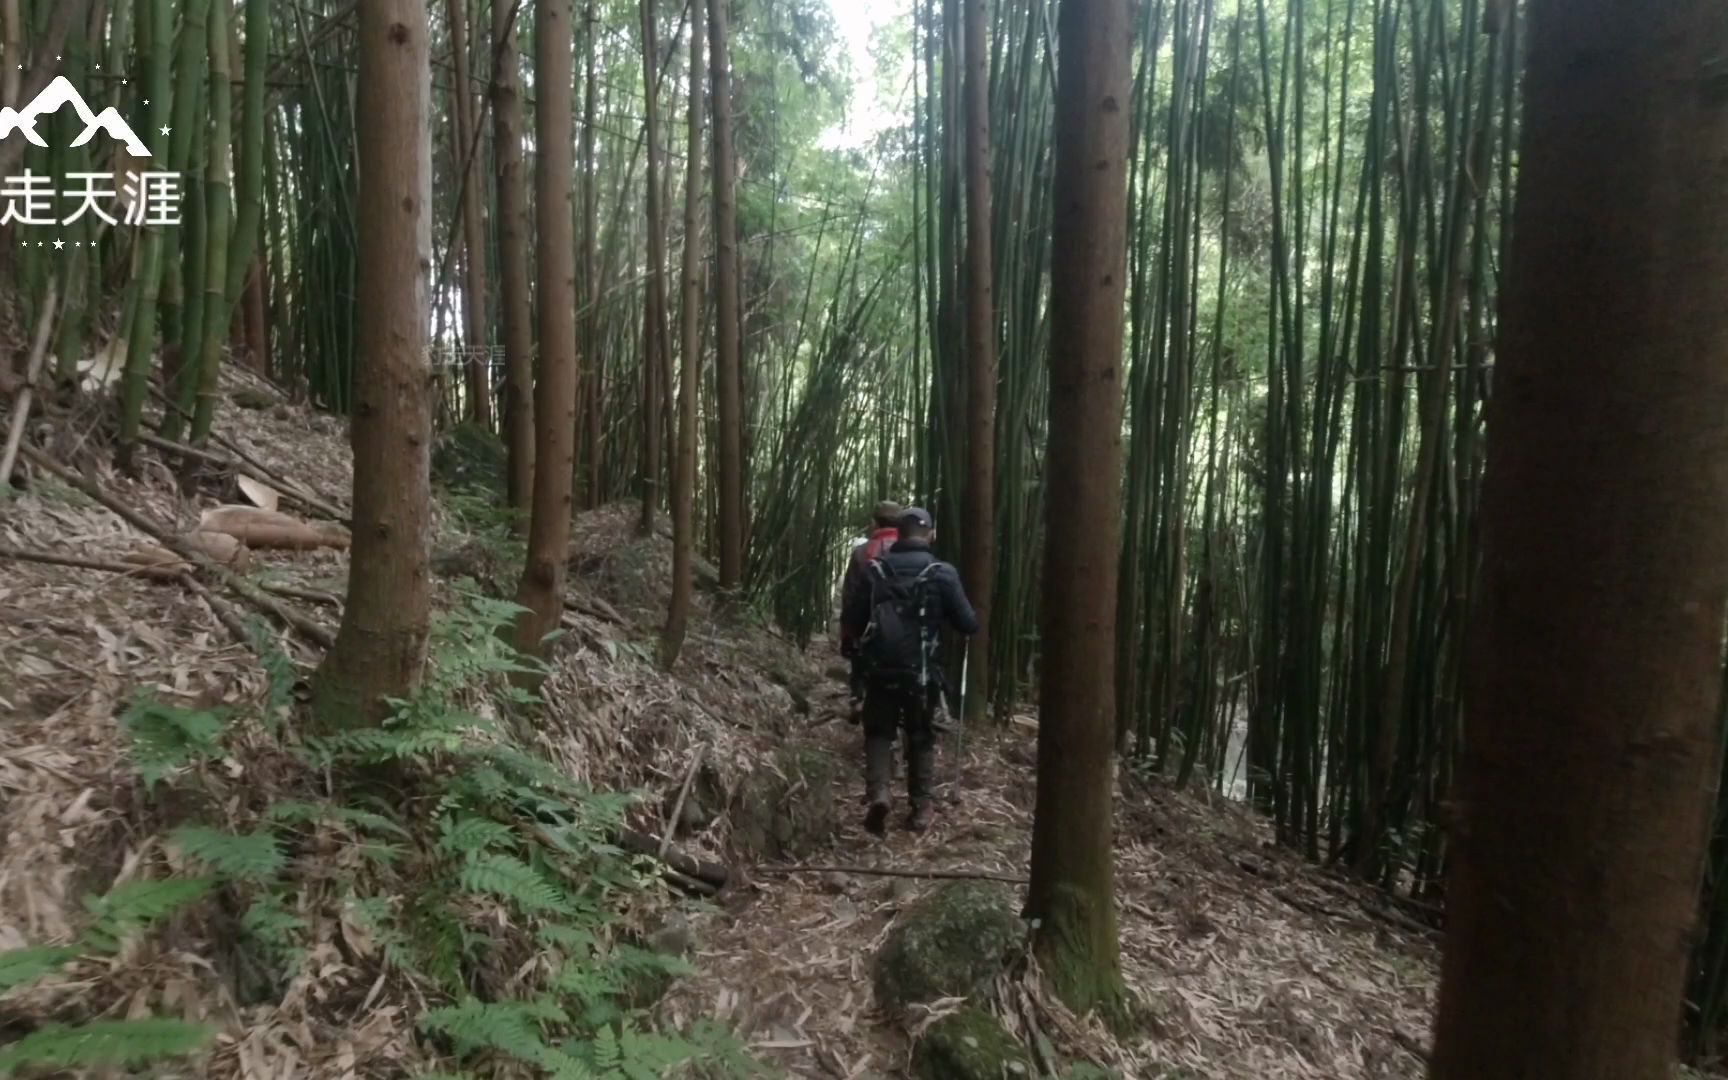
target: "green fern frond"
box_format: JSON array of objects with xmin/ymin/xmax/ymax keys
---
[
  {"xmin": 120, "ymin": 698, "xmax": 226, "ymax": 788},
  {"xmin": 537, "ymin": 923, "xmax": 598, "ymax": 952},
  {"xmin": 169, "ymin": 825, "xmax": 286, "ymax": 882},
  {"xmin": 240, "ymin": 892, "xmax": 306, "ymax": 966},
  {"xmin": 81, "ymin": 878, "xmax": 213, "ymax": 953},
  {"xmin": 591, "ymin": 1025, "xmax": 621, "ymax": 1071},
  {"xmin": 0, "ymin": 1018, "xmax": 213, "ymax": 1074},
  {"xmin": 247, "ymin": 619, "xmax": 297, "ymax": 733},
  {"xmin": 418, "ymin": 999, "xmax": 561, "ymax": 1066},
  {"xmin": 266, "ymin": 800, "xmax": 411, "ymax": 840},
  {"xmin": 457, "ymin": 854, "xmax": 573, "ymax": 915},
  {"xmin": 0, "ymin": 946, "xmax": 78, "ymax": 992},
  {"xmin": 438, "ymin": 815, "xmax": 515, "ymax": 856}
]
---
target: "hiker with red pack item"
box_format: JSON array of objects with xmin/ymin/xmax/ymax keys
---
[
  {"xmin": 838, "ymin": 501, "xmax": 904, "ymax": 708},
  {"xmin": 840, "ymin": 507, "xmax": 978, "ymax": 835}
]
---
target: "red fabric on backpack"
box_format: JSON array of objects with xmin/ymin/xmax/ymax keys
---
[{"xmin": 840, "ymin": 527, "xmax": 901, "ymax": 652}]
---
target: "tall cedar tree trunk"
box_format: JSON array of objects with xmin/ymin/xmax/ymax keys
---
[
  {"xmin": 708, "ymin": 0, "xmax": 745, "ymax": 588},
  {"xmin": 311, "ymin": 0, "xmax": 434, "ymax": 728},
  {"xmin": 446, "ymin": 0, "xmax": 491, "ymax": 429},
  {"xmin": 511, "ymin": 0, "xmax": 581, "ymax": 658},
  {"xmin": 1429, "ymin": 0, "xmax": 1728, "ymax": 1074},
  {"xmin": 492, "ymin": 0, "xmax": 535, "ymax": 511},
  {"xmin": 638, "ymin": 0, "xmax": 667, "ymax": 536},
  {"xmin": 960, "ymin": 0, "xmax": 995, "ymax": 723},
  {"xmin": 1024, "ymin": 0, "xmax": 1132, "ymax": 1018},
  {"xmin": 582, "ymin": 0, "xmax": 603, "ymax": 509},
  {"xmin": 662, "ymin": 5, "xmax": 705, "ymax": 668}
]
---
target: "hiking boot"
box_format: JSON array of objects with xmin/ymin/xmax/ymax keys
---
[
  {"xmin": 907, "ymin": 801, "xmax": 935, "ymax": 833},
  {"xmin": 865, "ymin": 794, "xmax": 891, "ymax": 836}
]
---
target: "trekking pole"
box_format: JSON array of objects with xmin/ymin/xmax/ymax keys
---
[{"xmin": 949, "ymin": 641, "xmax": 968, "ymax": 803}]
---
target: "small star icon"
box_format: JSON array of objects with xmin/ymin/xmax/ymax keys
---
[
  {"xmin": 34, "ymin": 240, "xmax": 42, "ymax": 248},
  {"xmin": 143, "ymin": 99, "xmax": 149, "ymax": 105},
  {"xmin": 53, "ymin": 239, "xmax": 64, "ymax": 250},
  {"xmin": 160, "ymin": 126, "xmax": 171, "ymax": 136}
]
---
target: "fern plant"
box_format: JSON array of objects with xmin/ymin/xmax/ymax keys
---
[
  {"xmin": 0, "ymin": 1018, "xmax": 214, "ymax": 1075},
  {"xmin": 168, "ymin": 824, "xmax": 286, "ymax": 882},
  {"xmin": 0, "ymin": 878, "xmax": 220, "ymax": 1076},
  {"xmin": 120, "ymin": 697, "xmax": 227, "ymax": 789}
]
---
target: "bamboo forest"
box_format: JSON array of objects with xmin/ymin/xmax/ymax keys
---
[{"xmin": 0, "ymin": 0, "xmax": 1724, "ymax": 1076}]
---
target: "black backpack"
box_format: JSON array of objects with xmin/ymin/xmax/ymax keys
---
[{"xmin": 860, "ymin": 560, "xmax": 938, "ymax": 687}]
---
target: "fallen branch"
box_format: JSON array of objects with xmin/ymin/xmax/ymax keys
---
[
  {"xmin": 138, "ymin": 432, "xmax": 348, "ymax": 522},
  {"xmin": 181, "ymin": 575, "xmax": 254, "ymax": 642},
  {"xmin": 616, "ymin": 827, "xmax": 730, "ymax": 888},
  {"xmin": 757, "ymin": 863, "xmax": 1029, "ymax": 886},
  {"xmin": 0, "ymin": 281, "xmax": 59, "ymax": 488},
  {"xmin": 563, "ymin": 592, "xmax": 626, "ymax": 625},
  {"xmin": 20, "ymin": 447, "xmax": 336, "ymax": 649},
  {"xmin": 658, "ymin": 747, "xmax": 707, "ymax": 858},
  {"xmin": 259, "ymin": 581, "xmax": 344, "ymax": 608},
  {"xmin": 145, "ymin": 385, "xmax": 350, "ymax": 522},
  {"xmin": 0, "ymin": 544, "xmax": 177, "ymax": 581}
]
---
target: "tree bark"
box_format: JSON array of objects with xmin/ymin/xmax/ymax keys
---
[
  {"xmin": 960, "ymin": 0, "xmax": 995, "ymax": 724},
  {"xmin": 311, "ymin": 0, "xmax": 434, "ymax": 729},
  {"xmin": 1429, "ymin": 1, "xmax": 1728, "ymax": 1075},
  {"xmin": 638, "ymin": 0, "xmax": 668, "ymax": 537},
  {"xmin": 662, "ymin": 5, "xmax": 705, "ymax": 670},
  {"xmin": 581, "ymin": 0, "xmax": 603, "ymax": 509},
  {"xmin": 491, "ymin": 0, "xmax": 536, "ymax": 513},
  {"xmin": 510, "ymin": 0, "xmax": 581, "ymax": 661},
  {"xmin": 1024, "ymin": 0, "xmax": 1132, "ymax": 1020},
  {"xmin": 708, "ymin": 0, "xmax": 745, "ymax": 589},
  {"xmin": 446, "ymin": 0, "xmax": 492, "ymax": 430}
]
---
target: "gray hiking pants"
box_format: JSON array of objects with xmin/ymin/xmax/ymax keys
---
[{"xmin": 862, "ymin": 685, "xmax": 938, "ymax": 807}]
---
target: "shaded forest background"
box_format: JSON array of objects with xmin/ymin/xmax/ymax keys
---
[{"xmin": 5, "ymin": 0, "xmax": 1728, "ymax": 1068}]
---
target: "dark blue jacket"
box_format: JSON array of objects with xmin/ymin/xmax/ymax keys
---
[{"xmin": 840, "ymin": 539, "xmax": 979, "ymax": 663}]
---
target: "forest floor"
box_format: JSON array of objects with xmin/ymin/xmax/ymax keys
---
[{"xmin": 0, "ymin": 370, "xmax": 1444, "ymax": 1078}]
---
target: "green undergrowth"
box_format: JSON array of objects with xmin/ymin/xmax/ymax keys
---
[{"xmin": 0, "ymin": 591, "xmax": 764, "ymax": 1079}]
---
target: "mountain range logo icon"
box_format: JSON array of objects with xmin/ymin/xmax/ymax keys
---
[{"xmin": 0, "ymin": 76, "xmax": 151, "ymax": 158}]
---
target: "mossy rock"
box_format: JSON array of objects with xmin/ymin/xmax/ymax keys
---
[
  {"xmin": 231, "ymin": 386, "xmax": 276, "ymax": 410},
  {"xmin": 729, "ymin": 747, "xmax": 840, "ymax": 860},
  {"xmin": 875, "ymin": 881, "xmax": 1023, "ymax": 1012},
  {"xmin": 432, "ymin": 422, "xmax": 508, "ymax": 494},
  {"xmin": 912, "ymin": 1007, "xmax": 1032, "ymax": 1080}
]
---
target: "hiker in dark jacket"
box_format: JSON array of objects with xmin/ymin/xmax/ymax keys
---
[
  {"xmin": 840, "ymin": 507, "xmax": 978, "ymax": 835},
  {"xmin": 838, "ymin": 501, "xmax": 904, "ymax": 709}
]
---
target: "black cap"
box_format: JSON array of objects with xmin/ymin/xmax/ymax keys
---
[{"xmin": 898, "ymin": 507, "xmax": 934, "ymax": 530}]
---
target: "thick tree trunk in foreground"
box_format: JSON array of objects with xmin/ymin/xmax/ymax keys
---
[
  {"xmin": 1024, "ymin": 0, "xmax": 1132, "ymax": 1020},
  {"xmin": 491, "ymin": 0, "xmax": 535, "ymax": 513},
  {"xmin": 960, "ymin": 0, "xmax": 995, "ymax": 724},
  {"xmin": 446, "ymin": 0, "xmax": 491, "ymax": 430},
  {"xmin": 638, "ymin": 0, "xmax": 667, "ymax": 537},
  {"xmin": 1429, "ymin": 1, "xmax": 1728, "ymax": 1075},
  {"xmin": 312, "ymin": 0, "xmax": 433, "ymax": 728},
  {"xmin": 708, "ymin": 0, "xmax": 744, "ymax": 588},
  {"xmin": 510, "ymin": 0, "xmax": 581, "ymax": 661},
  {"xmin": 662, "ymin": 7, "xmax": 706, "ymax": 670}
]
